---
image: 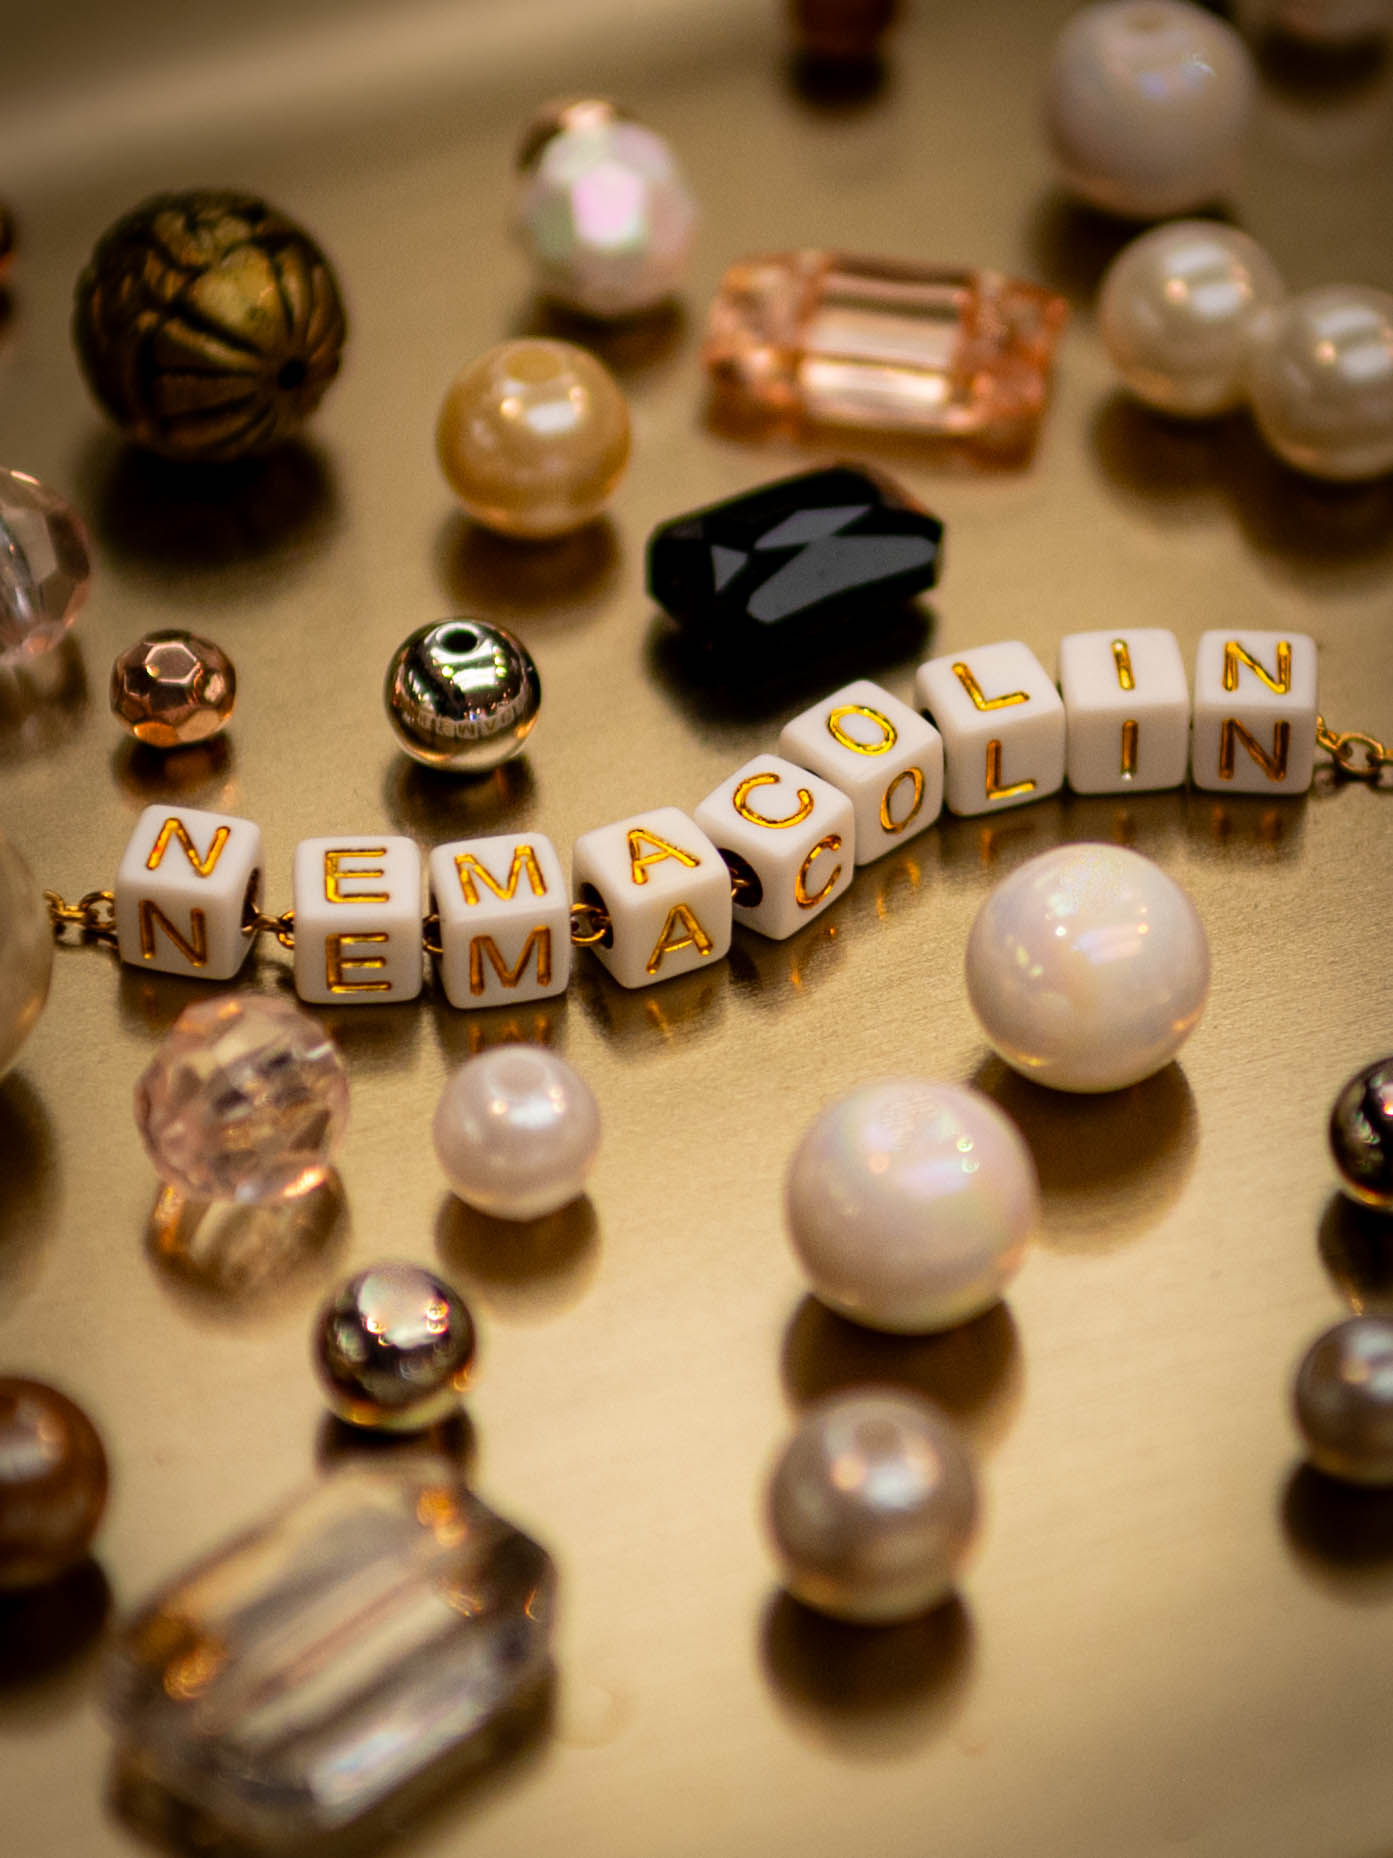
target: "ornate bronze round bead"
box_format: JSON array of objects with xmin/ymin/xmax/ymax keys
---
[{"xmin": 73, "ymin": 189, "xmax": 347, "ymax": 461}]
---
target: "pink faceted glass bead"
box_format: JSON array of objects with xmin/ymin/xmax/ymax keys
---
[
  {"xmin": 703, "ymin": 252, "xmax": 1069, "ymax": 448},
  {"xmin": 0, "ymin": 468, "xmax": 92, "ymax": 666},
  {"xmin": 135, "ymin": 994, "xmax": 349, "ymax": 1203}
]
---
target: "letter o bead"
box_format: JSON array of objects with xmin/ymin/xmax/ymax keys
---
[
  {"xmin": 779, "ymin": 678, "xmax": 943, "ymax": 865},
  {"xmin": 571, "ymin": 807, "xmax": 732, "ymax": 990}
]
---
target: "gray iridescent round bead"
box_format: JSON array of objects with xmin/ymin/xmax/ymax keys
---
[
  {"xmin": 314, "ymin": 1263, "xmax": 477, "ymax": 1431},
  {"xmin": 384, "ymin": 619, "xmax": 540, "ymax": 773},
  {"xmin": 1294, "ymin": 1315, "xmax": 1393, "ymax": 1486},
  {"xmin": 1329, "ymin": 1057, "xmax": 1393, "ymax": 1211}
]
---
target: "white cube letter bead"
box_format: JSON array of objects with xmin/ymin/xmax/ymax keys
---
[
  {"xmin": 693, "ymin": 755, "xmax": 855, "ymax": 940},
  {"xmin": 292, "ymin": 836, "xmax": 424, "ymax": 1005},
  {"xmin": 1058, "ymin": 629, "xmax": 1190, "ymax": 795},
  {"xmin": 571, "ymin": 806, "xmax": 732, "ymax": 990},
  {"xmin": 115, "ymin": 805, "xmax": 264, "ymax": 981},
  {"xmin": 916, "ymin": 642, "xmax": 1065, "ymax": 818},
  {"xmin": 429, "ymin": 834, "xmax": 570, "ymax": 1008},
  {"xmin": 778, "ymin": 679, "xmax": 944, "ymax": 866},
  {"xmin": 1191, "ymin": 630, "xmax": 1318, "ymax": 795}
]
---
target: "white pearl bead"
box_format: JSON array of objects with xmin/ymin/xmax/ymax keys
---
[
  {"xmin": 432, "ymin": 1047, "xmax": 600, "ymax": 1221},
  {"xmin": 766, "ymin": 1390, "xmax": 979, "ymax": 1623},
  {"xmin": 0, "ymin": 833, "xmax": 53, "ymax": 1079},
  {"xmin": 965, "ymin": 844, "xmax": 1210, "ymax": 1095},
  {"xmin": 1100, "ymin": 221, "xmax": 1286, "ymax": 417},
  {"xmin": 1045, "ymin": 0, "xmax": 1256, "ymax": 219},
  {"xmin": 1245, "ymin": 286, "xmax": 1393, "ymax": 482},
  {"xmin": 1294, "ymin": 1317, "xmax": 1393, "ymax": 1485},
  {"xmin": 785, "ymin": 1079, "xmax": 1037, "ymax": 1334}
]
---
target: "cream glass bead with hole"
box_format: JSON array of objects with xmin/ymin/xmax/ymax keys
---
[
  {"xmin": 433, "ymin": 1046, "xmax": 600, "ymax": 1220},
  {"xmin": 785, "ymin": 1079, "xmax": 1037, "ymax": 1333},
  {"xmin": 1100, "ymin": 222, "xmax": 1286, "ymax": 417},
  {"xmin": 1245, "ymin": 286, "xmax": 1393, "ymax": 483},
  {"xmin": 1045, "ymin": 0, "xmax": 1256, "ymax": 219}
]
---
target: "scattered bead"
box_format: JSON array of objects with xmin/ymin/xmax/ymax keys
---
[
  {"xmin": 314, "ymin": 1263, "xmax": 476, "ymax": 1432},
  {"xmin": 135, "ymin": 994, "xmax": 349, "ymax": 1204},
  {"xmin": 0, "ymin": 832, "xmax": 53, "ymax": 1080},
  {"xmin": 1329, "ymin": 1057, "xmax": 1393, "ymax": 1210},
  {"xmin": 514, "ymin": 98, "xmax": 697, "ymax": 320},
  {"xmin": 0, "ymin": 468, "xmax": 91, "ymax": 667},
  {"xmin": 966, "ymin": 844, "xmax": 1210, "ymax": 1094},
  {"xmin": 1294, "ymin": 1316, "xmax": 1393, "ymax": 1485},
  {"xmin": 1045, "ymin": 0, "xmax": 1255, "ymax": 219},
  {"xmin": 1259, "ymin": 0, "xmax": 1391, "ymax": 42},
  {"xmin": 766, "ymin": 1390, "xmax": 978, "ymax": 1623},
  {"xmin": 0, "ymin": 1379, "xmax": 108, "ymax": 1588},
  {"xmin": 1245, "ymin": 286, "xmax": 1393, "ymax": 483},
  {"xmin": 384, "ymin": 619, "xmax": 540, "ymax": 773},
  {"xmin": 73, "ymin": 190, "xmax": 346, "ymax": 461},
  {"xmin": 1100, "ymin": 221, "xmax": 1286, "ymax": 418},
  {"xmin": 785, "ymin": 1079, "xmax": 1037, "ymax": 1333},
  {"xmin": 433, "ymin": 1046, "xmax": 600, "ymax": 1221},
  {"xmin": 110, "ymin": 629, "xmax": 237, "ymax": 748},
  {"xmin": 436, "ymin": 338, "xmax": 630, "ymax": 539}
]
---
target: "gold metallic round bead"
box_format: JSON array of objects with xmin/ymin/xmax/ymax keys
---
[
  {"xmin": 435, "ymin": 338, "xmax": 631, "ymax": 539},
  {"xmin": 313, "ymin": 1263, "xmax": 477, "ymax": 1432},
  {"xmin": 0, "ymin": 1378, "xmax": 108, "ymax": 1588},
  {"xmin": 111, "ymin": 628, "xmax": 237, "ymax": 747}
]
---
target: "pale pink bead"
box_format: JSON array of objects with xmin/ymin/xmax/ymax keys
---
[{"xmin": 0, "ymin": 468, "xmax": 91, "ymax": 666}]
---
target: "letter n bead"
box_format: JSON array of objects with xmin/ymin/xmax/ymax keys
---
[
  {"xmin": 1191, "ymin": 630, "xmax": 1317, "ymax": 795},
  {"xmin": 429, "ymin": 834, "xmax": 570, "ymax": 1007},
  {"xmin": 694, "ymin": 754, "xmax": 854, "ymax": 939},
  {"xmin": 778, "ymin": 679, "xmax": 943, "ymax": 865},
  {"xmin": 571, "ymin": 807, "xmax": 732, "ymax": 989},
  {"xmin": 293, "ymin": 836, "xmax": 424, "ymax": 1005},
  {"xmin": 115, "ymin": 804, "xmax": 264, "ymax": 980},
  {"xmin": 917, "ymin": 642, "xmax": 1065, "ymax": 817}
]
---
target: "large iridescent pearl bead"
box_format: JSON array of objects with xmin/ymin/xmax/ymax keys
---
[
  {"xmin": 0, "ymin": 1379, "xmax": 108, "ymax": 1588},
  {"xmin": 314, "ymin": 1263, "xmax": 477, "ymax": 1432},
  {"xmin": 766, "ymin": 1390, "xmax": 979, "ymax": 1623},
  {"xmin": 1294, "ymin": 1317, "xmax": 1393, "ymax": 1485},
  {"xmin": 1245, "ymin": 286, "xmax": 1393, "ymax": 483},
  {"xmin": 0, "ymin": 832, "xmax": 54, "ymax": 1080},
  {"xmin": 0, "ymin": 468, "xmax": 91, "ymax": 666},
  {"xmin": 436, "ymin": 338, "xmax": 631, "ymax": 540},
  {"xmin": 514, "ymin": 99, "xmax": 697, "ymax": 321},
  {"xmin": 135, "ymin": 994, "xmax": 350, "ymax": 1204},
  {"xmin": 433, "ymin": 1046, "xmax": 601, "ymax": 1221}
]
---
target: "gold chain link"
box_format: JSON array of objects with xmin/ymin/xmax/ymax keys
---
[
  {"xmin": 569, "ymin": 900, "xmax": 611, "ymax": 947},
  {"xmin": 246, "ymin": 906, "xmax": 296, "ymax": 949},
  {"xmin": 1316, "ymin": 715, "xmax": 1393, "ymax": 782},
  {"xmin": 44, "ymin": 888, "xmax": 118, "ymax": 945}
]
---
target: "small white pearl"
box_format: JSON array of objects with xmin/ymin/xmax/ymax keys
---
[
  {"xmin": 766, "ymin": 1390, "xmax": 979, "ymax": 1623},
  {"xmin": 785, "ymin": 1079, "xmax": 1037, "ymax": 1334},
  {"xmin": 432, "ymin": 1047, "xmax": 600, "ymax": 1221},
  {"xmin": 1294, "ymin": 1316, "xmax": 1393, "ymax": 1485},
  {"xmin": 965, "ymin": 844, "xmax": 1210, "ymax": 1095},
  {"xmin": 1245, "ymin": 285, "xmax": 1393, "ymax": 482},
  {"xmin": 1045, "ymin": 0, "xmax": 1256, "ymax": 219},
  {"xmin": 0, "ymin": 833, "xmax": 53, "ymax": 1079},
  {"xmin": 1100, "ymin": 220, "xmax": 1286, "ymax": 417}
]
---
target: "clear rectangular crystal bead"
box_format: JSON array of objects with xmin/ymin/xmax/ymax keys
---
[
  {"xmin": 105, "ymin": 1462, "xmax": 556, "ymax": 1847},
  {"xmin": 703, "ymin": 251, "xmax": 1069, "ymax": 448}
]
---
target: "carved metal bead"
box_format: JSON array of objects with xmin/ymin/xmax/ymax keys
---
[
  {"xmin": 384, "ymin": 619, "xmax": 541, "ymax": 773},
  {"xmin": 1329, "ymin": 1056, "xmax": 1393, "ymax": 1210},
  {"xmin": 314, "ymin": 1264, "xmax": 477, "ymax": 1431},
  {"xmin": 111, "ymin": 629, "xmax": 236, "ymax": 747},
  {"xmin": 73, "ymin": 189, "xmax": 347, "ymax": 461}
]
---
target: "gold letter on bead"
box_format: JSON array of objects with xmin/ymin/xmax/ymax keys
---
[
  {"xmin": 1223, "ymin": 639, "xmax": 1292, "ymax": 696},
  {"xmin": 732, "ymin": 772, "xmax": 815, "ymax": 829},
  {"xmin": 324, "ymin": 850, "xmax": 390, "ymax": 905},
  {"xmin": 1120, "ymin": 719, "xmax": 1139, "ymax": 779},
  {"xmin": 453, "ymin": 844, "xmax": 547, "ymax": 907},
  {"xmin": 795, "ymin": 836, "xmax": 844, "ymax": 908},
  {"xmin": 145, "ymin": 817, "xmax": 230, "ymax": 878},
  {"xmin": 952, "ymin": 662, "xmax": 1028, "ymax": 711},
  {"xmin": 626, "ymin": 828, "xmax": 701, "ymax": 885},
  {"xmin": 879, "ymin": 767, "xmax": 925, "ymax": 834},
  {"xmin": 827, "ymin": 704, "xmax": 897, "ymax": 756},
  {"xmin": 325, "ymin": 932, "xmax": 392, "ymax": 992},
  {"xmin": 1111, "ymin": 639, "xmax": 1136, "ymax": 692},
  {"xmin": 1219, "ymin": 718, "xmax": 1291, "ymax": 782},
  {"xmin": 138, "ymin": 900, "xmax": 208, "ymax": 967},
  {"xmin": 984, "ymin": 740, "xmax": 1036, "ymax": 803},
  {"xmin": 468, "ymin": 927, "xmax": 553, "ymax": 995},
  {"xmin": 645, "ymin": 904, "xmax": 715, "ymax": 974}
]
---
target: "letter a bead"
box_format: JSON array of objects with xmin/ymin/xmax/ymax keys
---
[
  {"xmin": 571, "ymin": 806, "xmax": 732, "ymax": 990},
  {"xmin": 115, "ymin": 804, "xmax": 263, "ymax": 980}
]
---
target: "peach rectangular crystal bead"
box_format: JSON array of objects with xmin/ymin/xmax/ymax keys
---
[{"xmin": 702, "ymin": 251, "xmax": 1068, "ymax": 447}]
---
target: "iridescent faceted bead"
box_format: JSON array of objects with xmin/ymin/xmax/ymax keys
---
[
  {"xmin": 134, "ymin": 994, "xmax": 349, "ymax": 1204},
  {"xmin": 110, "ymin": 629, "xmax": 237, "ymax": 747},
  {"xmin": 514, "ymin": 98, "xmax": 697, "ymax": 320},
  {"xmin": 0, "ymin": 1378, "xmax": 108, "ymax": 1588},
  {"xmin": 105, "ymin": 1461, "xmax": 556, "ymax": 1846},
  {"xmin": 314, "ymin": 1263, "xmax": 477, "ymax": 1431},
  {"xmin": 384, "ymin": 619, "xmax": 540, "ymax": 772},
  {"xmin": 1329, "ymin": 1057, "xmax": 1393, "ymax": 1210},
  {"xmin": 0, "ymin": 468, "xmax": 92, "ymax": 666},
  {"xmin": 0, "ymin": 831, "xmax": 54, "ymax": 1080}
]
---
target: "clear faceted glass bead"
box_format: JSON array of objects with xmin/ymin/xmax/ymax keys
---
[
  {"xmin": 0, "ymin": 468, "xmax": 92, "ymax": 666},
  {"xmin": 134, "ymin": 994, "xmax": 349, "ymax": 1204},
  {"xmin": 105, "ymin": 1460, "xmax": 556, "ymax": 1845}
]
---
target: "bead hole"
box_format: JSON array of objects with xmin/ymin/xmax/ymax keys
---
[
  {"xmin": 439, "ymin": 625, "xmax": 479, "ymax": 656},
  {"xmin": 277, "ymin": 358, "xmax": 308, "ymax": 391},
  {"xmin": 719, "ymin": 848, "xmax": 763, "ymax": 908}
]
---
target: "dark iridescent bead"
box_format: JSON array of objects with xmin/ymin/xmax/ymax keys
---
[{"xmin": 1329, "ymin": 1057, "xmax": 1393, "ymax": 1210}]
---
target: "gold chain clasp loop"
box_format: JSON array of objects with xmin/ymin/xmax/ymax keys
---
[
  {"xmin": 569, "ymin": 900, "xmax": 611, "ymax": 947},
  {"xmin": 246, "ymin": 905, "xmax": 296, "ymax": 949},
  {"xmin": 422, "ymin": 910, "xmax": 444, "ymax": 958},
  {"xmin": 44, "ymin": 888, "xmax": 118, "ymax": 945},
  {"xmin": 1316, "ymin": 715, "xmax": 1393, "ymax": 783}
]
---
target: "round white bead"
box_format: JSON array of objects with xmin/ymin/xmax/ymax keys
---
[
  {"xmin": 785, "ymin": 1079, "xmax": 1037, "ymax": 1334},
  {"xmin": 1045, "ymin": 0, "xmax": 1256, "ymax": 219},
  {"xmin": 432, "ymin": 1046, "xmax": 600, "ymax": 1221},
  {"xmin": 766, "ymin": 1390, "xmax": 979, "ymax": 1623},
  {"xmin": 1100, "ymin": 221, "xmax": 1286, "ymax": 417},
  {"xmin": 965, "ymin": 844, "xmax": 1210, "ymax": 1095},
  {"xmin": 1245, "ymin": 285, "xmax": 1393, "ymax": 482},
  {"xmin": 1294, "ymin": 1316, "xmax": 1393, "ymax": 1485},
  {"xmin": 0, "ymin": 833, "xmax": 53, "ymax": 1080}
]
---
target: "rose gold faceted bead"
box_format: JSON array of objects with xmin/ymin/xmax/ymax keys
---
[
  {"xmin": 111, "ymin": 628, "xmax": 236, "ymax": 747},
  {"xmin": 0, "ymin": 1378, "xmax": 108, "ymax": 1588},
  {"xmin": 703, "ymin": 252, "xmax": 1068, "ymax": 450}
]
